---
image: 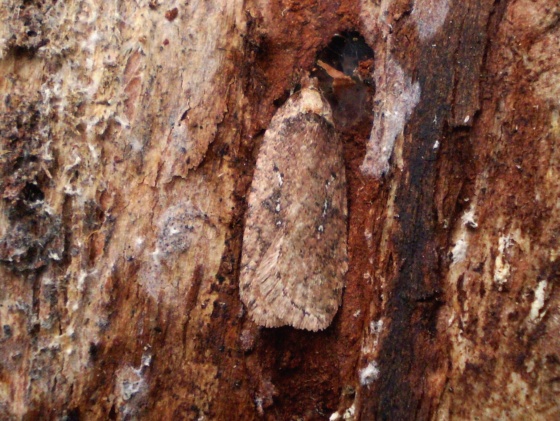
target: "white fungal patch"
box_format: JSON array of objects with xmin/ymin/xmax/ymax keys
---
[
  {"xmin": 130, "ymin": 136, "xmax": 144, "ymax": 153},
  {"xmin": 77, "ymin": 270, "xmax": 89, "ymax": 292},
  {"xmin": 412, "ymin": 0, "xmax": 450, "ymax": 41},
  {"xmin": 240, "ymin": 88, "xmax": 347, "ymax": 331},
  {"xmin": 364, "ymin": 228, "xmax": 373, "ymax": 248},
  {"xmin": 343, "ymin": 403, "xmax": 356, "ymax": 420},
  {"xmin": 141, "ymin": 350, "xmax": 152, "ymax": 369},
  {"xmin": 115, "ymin": 364, "xmax": 149, "ymax": 419},
  {"xmin": 451, "ymin": 232, "xmax": 468, "ymax": 265},
  {"xmin": 494, "ymin": 235, "xmax": 512, "ymax": 286},
  {"xmin": 461, "ymin": 207, "xmax": 478, "ymax": 229},
  {"xmin": 360, "ymin": 56, "xmax": 421, "ymax": 177},
  {"xmin": 116, "ymin": 365, "xmax": 146, "ymax": 402},
  {"xmin": 370, "ymin": 319, "xmax": 384, "ymax": 336},
  {"xmin": 359, "ymin": 361, "xmax": 380, "ymax": 386},
  {"xmin": 48, "ymin": 251, "xmax": 62, "ymax": 261},
  {"xmin": 329, "ymin": 411, "xmax": 342, "ymax": 421},
  {"xmin": 529, "ymin": 280, "xmax": 548, "ymax": 322}
]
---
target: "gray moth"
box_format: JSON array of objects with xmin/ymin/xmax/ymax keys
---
[{"xmin": 240, "ymin": 87, "xmax": 348, "ymax": 331}]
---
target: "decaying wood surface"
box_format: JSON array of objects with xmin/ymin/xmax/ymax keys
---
[{"xmin": 1, "ymin": 0, "xmax": 558, "ymax": 419}]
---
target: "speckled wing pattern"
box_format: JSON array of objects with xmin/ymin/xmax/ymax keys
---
[{"xmin": 240, "ymin": 88, "xmax": 348, "ymax": 331}]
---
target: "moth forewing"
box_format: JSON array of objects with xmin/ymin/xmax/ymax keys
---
[{"xmin": 240, "ymin": 88, "xmax": 348, "ymax": 331}]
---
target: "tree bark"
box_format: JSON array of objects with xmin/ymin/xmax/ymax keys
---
[{"xmin": 1, "ymin": 0, "xmax": 558, "ymax": 419}]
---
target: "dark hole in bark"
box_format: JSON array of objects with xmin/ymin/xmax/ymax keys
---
[
  {"xmin": 313, "ymin": 31, "xmax": 375, "ymax": 133},
  {"xmin": 317, "ymin": 31, "xmax": 374, "ymax": 76},
  {"xmin": 22, "ymin": 182, "xmax": 44, "ymax": 203}
]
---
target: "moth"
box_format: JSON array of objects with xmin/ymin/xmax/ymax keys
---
[{"xmin": 240, "ymin": 87, "xmax": 348, "ymax": 331}]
